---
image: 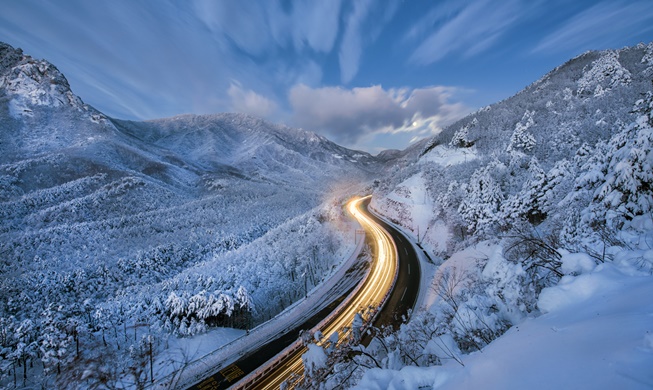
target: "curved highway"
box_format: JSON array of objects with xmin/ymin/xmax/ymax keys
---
[{"xmin": 187, "ymin": 196, "xmax": 420, "ymax": 390}]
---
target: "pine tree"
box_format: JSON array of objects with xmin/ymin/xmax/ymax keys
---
[
  {"xmin": 458, "ymin": 164, "xmax": 505, "ymax": 234},
  {"xmin": 40, "ymin": 305, "xmax": 72, "ymax": 376},
  {"xmin": 501, "ymin": 158, "xmax": 548, "ymax": 224},
  {"xmin": 580, "ymin": 91, "xmax": 653, "ymax": 227},
  {"xmin": 507, "ymin": 111, "xmax": 536, "ymax": 153},
  {"xmin": 596, "ymin": 92, "xmax": 653, "ymax": 220},
  {"xmin": 450, "ymin": 118, "xmax": 477, "ymax": 148}
]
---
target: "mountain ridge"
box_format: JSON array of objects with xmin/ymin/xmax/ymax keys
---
[{"xmin": 0, "ymin": 41, "xmax": 376, "ymax": 195}]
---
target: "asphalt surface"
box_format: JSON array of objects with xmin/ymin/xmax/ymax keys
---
[
  {"xmin": 186, "ymin": 279, "xmax": 363, "ymax": 390},
  {"xmin": 363, "ymin": 202, "xmax": 421, "ymax": 333},
  {"xmin": 187, "ymin": 198, "xmax": 421, "ymax": 390}
]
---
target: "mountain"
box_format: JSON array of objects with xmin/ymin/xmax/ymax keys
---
[
  {"xmin": 110, "ymin": 113, "xmax": 376, "ymax": 188},
  {"xmin": 0, "ymin": 42, "xmax": 376, "ymax": 192},
  {"xmin": 0, "ymin": 41, "xmax": 376, "ymax": 387},
  {"xmin": 4, "ymin": 37, "xmax": 652, "ymax": 388},
  {"xmin": 372, "ymin": 42, "xmax": 653, "ymax": 249},
  {"xmin": 314, "ymin": 43, "xmax": 653, "ymax": 388}
]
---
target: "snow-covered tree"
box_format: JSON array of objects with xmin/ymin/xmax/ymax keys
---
[
  {"xmin": 458, "ymin": 163, "xmax": 505, "ymax": 235},
  {"xmin": 40, "ymin": 306, "xmax": 72, "ymax": 376},
  {"xmin": 507, "ymin": 111, "xmax": 536, "ymax": 153},
  {"xmin": 450, "ymin": 118, "xmax": 477, "ymax": 148},
  {"xmin": 573, "ymin": 91, "xmax": 653, "ymax": 230},
  {"xmin": 593, "ymin": 92, "xmax": 653, "ymax": 223},
  {"xmin": 501, "ymin": 158, "xmax": 548, "ymax": 224}
]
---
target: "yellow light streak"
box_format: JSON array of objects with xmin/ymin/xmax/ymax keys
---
[{"xmin": 241, "ymin": 195, "xmax": 399, "ymax": 390}]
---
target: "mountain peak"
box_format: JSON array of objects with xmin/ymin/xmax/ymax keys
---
[
  {"xmin": 0, "ymin": 41, "xmax": 23, "ymax": 71},
  {"xmin": 0, "ymin": 41, "xmax": 88, "ymax": 118}
]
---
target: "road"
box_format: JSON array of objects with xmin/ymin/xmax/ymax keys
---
[
  {"xmin": 363, "ymin": 201, "xmax": 421, "ymax": 333},
  {"xmin": 187, "ymin": 196, "xmax": 420, "ymax": 390}
]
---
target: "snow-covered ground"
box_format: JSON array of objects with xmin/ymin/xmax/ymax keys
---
[
  {"xmin": 0, "ymin": 41, "xmax": 380, "ymax": 389},
  {"xmin": 354, "ymin": 247, "xmax": 653, "ymax": 389},
  {"xmin": 421, "ymin": 145, "xmax": 477, "ymax": 167}
]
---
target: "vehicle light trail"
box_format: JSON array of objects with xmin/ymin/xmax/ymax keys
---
[{"xmin": 235, "ymin": 195, "xmax": 399, "ymax": 389}]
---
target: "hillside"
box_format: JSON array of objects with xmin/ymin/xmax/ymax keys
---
[
  {"xmin": 309, "ymin": 43, "xmax": 653, "ymax": 388},
  {"xmin": 0, "ymin": 41, "xmax": 375, "ymax": 388}
]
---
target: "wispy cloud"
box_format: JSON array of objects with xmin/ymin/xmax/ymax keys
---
[
  {"xmin": 191, "ymin": 1, "xmax": 272, "ymax": 56},
  {"xmin": 533, "ymin": 1, "xmax": 653, "ymax": 54},
  {"xmin": 289, "ymin": 1, "xmax": 343, "ymax": 53},
  {"xmin": 191, "ymin": 0, "xmax": 344, "ymax": 56},
  {"xmin": 338, "ymin": 0, "xmax": 400, "ymax": 84},
  {"xmin": 407, "ymin": 0, "xmax": 524, "ymax": 65},
  {"xmin": 288, "ymin": 84, "xmax": 468, "ymax": 146},
  {"xmin": 339, "ymin": 0, "xmax": 374, "ymax": 84}
]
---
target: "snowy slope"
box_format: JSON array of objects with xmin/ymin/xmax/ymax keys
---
[
  {"xmin": 310, "ymin": 42, "xmax": 653, "ymax": 389},
  {"xmin": 372, "ymin": 42, "xmax": 653, "ymax": 256},
  {"xmin": 353, "ymin": 244, "xmax": 653, "ymax": 389}
]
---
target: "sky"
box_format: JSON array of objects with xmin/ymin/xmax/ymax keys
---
[{"xmin": 1, "ymin": 0, "xmax": 653, "ymax": 154}]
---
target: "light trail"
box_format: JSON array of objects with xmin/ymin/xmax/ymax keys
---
[{"xmin": 237, "ymin": 195, "xmax": 399, "ymax": 389}]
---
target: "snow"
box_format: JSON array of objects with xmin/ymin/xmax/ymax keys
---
[
  {"xmin": 427, "ymin": 221, "xmax": 449, "ymax": 255},
  {"xmin": 320, "ymin": 42, "xmax": 653, "ymax": 389},
  {"xmin": 538, "ymin": 263, "xmax": 623, "ymax": 313},
  {"xmin": 302, "ymin": 344, "xmax": 328, "ymax": 376},
  {"xmin": 374, "ymin": 173, "xmax": 452, "ymax": 255},
  {"xmin": 8, "ymin": 98, "xmax": 32, "ymax": 118},
  {"xmin": 159, "ymin": 327, "xmax": 245, "ymax": 373},
  {"xmin": 385, "ymin": 174, "xmax": 432, "ymax": 232},
  {"xmin": 1, "ymin": 42, "xmax": 381, "ymax": 388},
  {"xmin": 559, "ymin": 251, "xmax": 597, "ymax": 275},
  {"xmin": 4, "ymin": 39, "xmax": 653, "ymax": 390},
  {"xmin": 355, "ymin": 258, "xmax": 653, "ymax": 389},
  {"xmin": 421, "ymin": 145, "xmax": 477, "ymax": 167},
  {"xmin": 577, "ymin": 50, "xmax": 632, "ymax": 97}
]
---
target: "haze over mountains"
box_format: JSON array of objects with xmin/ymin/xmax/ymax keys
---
[{"xmin": 1, "ymin": 39, "xmax": 653, "ymax": 389}]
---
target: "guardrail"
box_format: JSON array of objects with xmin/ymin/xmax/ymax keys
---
[
  {"xmin": 232, "ymin": 199, "xmax": 401, "ymax": 389},
  {"xmin": 231, "ymin": 241, "xmax": 375, "ymax": 389},
  {"xmin": 148, "ymin": 217, "xmax": 366, "ymax": 390}
]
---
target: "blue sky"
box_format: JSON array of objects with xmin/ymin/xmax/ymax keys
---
[{"xmin": 1, "ymin": 0, "xmax": 653, "ymax": 153}]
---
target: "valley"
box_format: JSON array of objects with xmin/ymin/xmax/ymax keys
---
[{"xmin": 1, "ymin": 29, "xmax": 653, "ymax": 390}]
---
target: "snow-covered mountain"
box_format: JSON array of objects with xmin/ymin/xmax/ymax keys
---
[
  {"xmin": 373, "ymin": 42, "xmax": 653, "ymax": 250},
  {"xmin": 111, "ymin": 113, "xmax": 376, "ymax": 187},
  {"xmin": 309, "ymin": 43, "xmax": 653, "ymax": 388},
  {"xmin": 0, "ymin": 42, "xmax": 375, "ymax": 388},
  {"xmin": 0, "ymin": 42, "xmax": 375, "ymax": 191},
  {"xmin": 4, "ymin": 37, "xmax": 653, "ymax": 389}
]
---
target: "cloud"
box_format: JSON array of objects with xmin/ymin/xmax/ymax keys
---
[
  {"xmin": 227, "ymin": 83, "xmax": 278, "ymax": 118},
  {"xmin": 338, "ymin": 0, "xmax": 400, "ymax": 84},
  {"xmin": 191, "ymin": 1, "xmax": 272, "ymax": 56},
  {"xmin": 191, "ymin": 0, "xmax": 344, "ymax": 56},
  {"xmin": 407, "ymin": 0, "xmax": 523, "ymax": 65},
  {"xmin": 533, "ymin": 1, "xmax": 653, "ymax": 54},
  {"xmin": 289, "ymin": 1, "xmax": 343, "ymax": 53},
  {"xmin": 339, "ymin": 0, "xmax": 373, "ymax": 84},
  {"xmin": 288, "ymin": 84, "xmax": 468, "ymax": 146}
]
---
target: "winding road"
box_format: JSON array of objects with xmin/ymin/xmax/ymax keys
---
[{"xmin": 187, "ymin": 196, "xmax": 420, "ymax": 389}]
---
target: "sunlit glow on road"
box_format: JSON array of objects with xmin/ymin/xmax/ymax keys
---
[{"xmin": 243, "ymin": 195, "xmax": 398, "ymax": 389}]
